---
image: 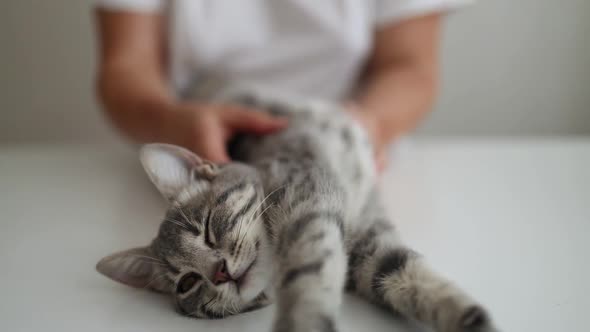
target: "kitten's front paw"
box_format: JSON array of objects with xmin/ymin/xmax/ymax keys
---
[
  {"xmin": 458, "ymin": 306, "xmax": 500, "ymax": 332},
  {"xmin": 273, "ymin": 314, "xmax": 338, "ymax": 332}
]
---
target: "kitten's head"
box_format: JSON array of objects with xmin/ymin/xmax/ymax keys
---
[{"xmin": 96, "ymin": 144, "xmax": 273, "ymax": 318}]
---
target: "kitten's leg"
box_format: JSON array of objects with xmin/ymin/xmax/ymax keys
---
[
  {"xmin": 347, "ymin": 201, "xmax": 496, "ymax": 332},
  {"xmin": 271, "ymin": 200, "xmax": 347, "ymax": 332}
]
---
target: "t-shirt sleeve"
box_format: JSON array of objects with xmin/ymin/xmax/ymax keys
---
[
  {"xmin": 95, "ymin": 0, "xmax": 165, "ymax": 12},
  {"xmin": 374, "ymin": 0, "xmax": 473, "ymax": 26}
]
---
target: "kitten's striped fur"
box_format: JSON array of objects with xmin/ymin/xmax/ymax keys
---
[{"xmin": 96, "ymin": 84, "xmax": 498, "ymax": 332}]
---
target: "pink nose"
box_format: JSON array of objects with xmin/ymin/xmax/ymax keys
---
[{"xmin": 213, "ymin": 260, "xmax": 232, "ymax": 285}]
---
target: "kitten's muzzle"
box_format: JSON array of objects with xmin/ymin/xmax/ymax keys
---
[{"xmin": 212, "ymin": 259, "xmax": 233, "ymax": 285}]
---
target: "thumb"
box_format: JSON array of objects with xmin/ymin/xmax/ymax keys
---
[{"xmin": 224, "ymin": 108, "xmax": 288, "ymax": 134}]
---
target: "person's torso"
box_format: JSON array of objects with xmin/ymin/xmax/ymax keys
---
[{"xmin": 167, "ymin": 0, "xmax": 377, "ymax": 101}]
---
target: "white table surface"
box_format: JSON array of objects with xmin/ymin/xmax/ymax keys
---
[{"xmin": 1, "ymin": 140, "xmax": 588, "ymax": 332}]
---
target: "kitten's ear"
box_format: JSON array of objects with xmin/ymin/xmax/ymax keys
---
[
  {"xmin": 96, "ymin": 246, "xmax": 171, "ymax": 293},
  {"xmin": 140, "ymin": 143, "xmax": 219, "ymax": 202}
]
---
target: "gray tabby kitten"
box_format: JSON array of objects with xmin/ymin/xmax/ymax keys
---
[{"xmin": 97, "ymin": 85, "xmax": 498, "ymax": 332}]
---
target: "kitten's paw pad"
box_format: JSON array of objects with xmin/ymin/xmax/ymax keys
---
[
  {"xmin": 460, "ymin": 306, "xmax": 499, "ymax": 332},
  {"xmin": 461, "ymin": 305, "xmax": 488, "ymax": 328}
]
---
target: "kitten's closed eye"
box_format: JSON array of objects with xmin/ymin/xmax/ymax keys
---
[
  {"xmin": 204, "ymin": 210, "xmax": 216, "ymax": 248},
  {"xmin": 177, "ymin": 272, "xmax": 202, "ymax": 294}
]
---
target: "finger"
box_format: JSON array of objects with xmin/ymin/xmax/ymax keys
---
[
  {"xmin": 224, "ymin": 108, "xmax": 288, "ymax": 134},
  {"xmin": 201, "ymin": 140, "xmax": 231, "ymax": 164},
  {"xmin": 194, "ymin": 127, "xmax": 231, "ymax": 164}
]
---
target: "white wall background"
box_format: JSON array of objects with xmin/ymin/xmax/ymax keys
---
[
  {"xmin": 0, "ymin": 0, "xmax": 588, "ymax": 144},
  {"xmin": 427, "ymin": 0, "xmax": 590, "ymax": 136}
]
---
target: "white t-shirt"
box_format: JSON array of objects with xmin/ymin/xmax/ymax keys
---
[{"xmin": 96, "ymin": 0, "xmax": 470, "ymax": 101}]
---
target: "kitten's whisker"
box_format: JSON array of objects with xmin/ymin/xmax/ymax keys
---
[
  {"xmin": 234, "ymin": 196, "xmax": 250, "ymax": 241},
  {"xmin": 164, "ymin": 218, "xmax": 189, "ymax": 230},
  {"xmin": 231, "ymin": 300, "xmax": 240, "ymax": 315},
  {"xmin": 236, "ymin": 203, "xmax": 275, "ymax": 251},
  {"xmin": 267, "ymin": 205, "xmax": 288, "ymax": 240},
  {"xmin": 203, "ymin": 295, "xmax": 216, "ymax": 308},
  {"xmin": 235, "ymin": 192, "xmax": 266, "ymax": 245},
  {"xmin": 236, "ymin": 187, "xmax": 266, "ymax": 237},
  {"xmin": 222, "ymin": 298, "xmax": 229, "ymax": 317},
  {"xmin": 239, "ymin": 185, "xmax": 283, "ymax": 240},
  {"xmin": 202, "ymin": 294, "xmax": 220, "ymax": 316},
  {"xmin": 246, "ymin": 185, "xmax": 285, "ymax": 225},
  {"xmin": 232, "ymin": 186, "xmax": 285, "ymax": 254},
  {"xmin": 229, "ymin": 299, "xmax": 237, "ymax": 315},
  {"xmin": 164, "ymin": 217, "xmax": 185, "ymax": 224},
  {"xmin": 177, "ymin": 207, "xmax": 198, "ymax": 228},
  {"xmin": 257, "ymin": 203, "xmax": 274, "ymax": 220},
  {"xmin": 242, "ymin": 202, "xmax": 274, "ymax": 242}
]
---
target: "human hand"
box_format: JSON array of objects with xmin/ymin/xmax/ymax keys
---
[{"xmin": 163, "ymin": 103, "xmax": 288, "ymax": 163}]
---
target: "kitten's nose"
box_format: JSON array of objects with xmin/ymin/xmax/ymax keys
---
[{"xmin": 213, "ymin": 260, "xmax": 232, "ymax": 285}]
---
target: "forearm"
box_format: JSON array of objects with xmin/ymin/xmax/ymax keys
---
[
  {"xmin": 96, "ymin": 60, "xmax": 176, "ymax": 143},
  {"xmin": 356, "ymin": 60, "xmax": 438, "ymax": 146},
  {"xmin": 95, "ymin": 9, "xmax": 179, "ymax": 144},
  {"xmin": 352, "ymin": 14, "xmax": 442, "ymax": 150}
]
